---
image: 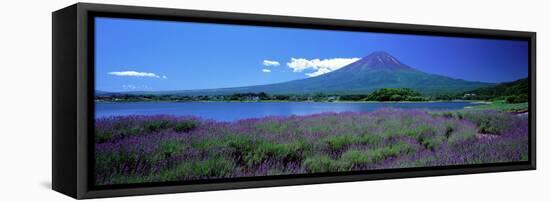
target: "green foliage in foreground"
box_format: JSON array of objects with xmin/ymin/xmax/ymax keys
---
[
  {"xmin": 156, "ymin": 140, "xmax": 185, "ymax": 159},
  {"xmin": 303, "ymin": 142, "xmax": 416, "ymax": 172},
  {"xmin": 111, "ymin": 156, "xmax": 237, "ymax": 183},
  {"xmin": 95, "ymin": 119, "xmax": 200, "ymax": 143},
  {"xmin": 95, "ymin": 109, "xmax": 528, "ymax": 185},
  {"xmin": 161, "ymin": 157, "xmax": 236, "ymax": 179},
  {"xmin": 191, "ymin": 135, "xmax": 311, "ymax": 166},
  {"xmin": 324, "ymin": 134, "xmax": 382, "ymax": 150},
  {"xmin": 434, "ymin": 110, "xmax": 516, "ymax": 135}
]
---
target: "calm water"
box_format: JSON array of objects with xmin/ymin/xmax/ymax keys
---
[{"xmin": 95, "ymin": 101, "xmax": 481, "ymax": 121}]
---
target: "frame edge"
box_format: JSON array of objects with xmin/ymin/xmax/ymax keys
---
[
  {"xmin": 52, "ymin": 3, "xmax": 79, "ymax": 199},
  {"xmin": 64, "ymin": 2, "xmax": 537, "ymax": 199}
]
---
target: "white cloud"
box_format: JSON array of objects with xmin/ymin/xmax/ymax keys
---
[
  {"xmin": 109, "ymin": 71, "xmax": 167, "ymax": 79},
  {"xmin": 122, "ymin": 84, "xmax": 152, "ymax": 91},
  {"xmin": 263, "ymin": 60, "xmax": 280, "ymax": 67},
  {"xmin": 287, "ymin": 57, "xmax": 360, "ymax": 77},
  {"xmin": 306, "ymin": 68, "xmax": 331, "ymax": 77},
  {"xmin": 122, "ymin": 84, "xmax": 137, "ymax": 90},
  {"xmin": 262, "ymin": 69, "xmax": 272, "ymax": 73}
]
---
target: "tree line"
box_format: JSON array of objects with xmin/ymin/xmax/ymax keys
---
[
  {"xmin": 95, "ymin": 88, "xmax": 437, "ymax": 102},
  {"xmin": 96, "ymin": 79, "xmax": 529, "ymax": 104}
]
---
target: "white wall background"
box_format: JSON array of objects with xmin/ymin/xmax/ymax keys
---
[{"xmin": 0, "ymin": 0, "xmax": 547, "ymax": 201}]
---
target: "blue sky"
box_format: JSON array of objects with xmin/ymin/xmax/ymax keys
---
[{"xmin": 95, "ymin": 17, "xmax": 528, "ymax": 92}]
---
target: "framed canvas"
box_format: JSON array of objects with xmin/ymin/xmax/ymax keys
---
[{"xmin": 52, "ymin": 3, "xmax": 536, "ymax": 199}]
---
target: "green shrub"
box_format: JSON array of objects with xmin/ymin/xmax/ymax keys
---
[
  {"xmin": 191, "ymin": 137, "xmax": 227, "ymax": 150},
  {"xmin": 404, "ymin": 125, "xmax": 442, "ymax": 150},
  {"xmin": 505, "ymin": 95, "xmax": 528, "ymax": 104},
  {"xmin": 341, "ymin": 142, "xmax": 415, "ymax": 166},
  {"xmin": 192, "ymin": 157, "xmax": 236, "ymax": 176},
  {"xmin": 255, "ymin": 121, "xmax": 289, "ymax": 134},
  {"xmin": 157, "ymin": 140, "xmax": 185, "ymax": 158},
  {"xmin": 383, "ymin": 141, "xmax": 415, "ymax": 157},
  {"xmin": 325, "ymin": 135, "xmax": 355, "ymax": 150},
  {"xmin": 324, "ymin": 134, "xmax": 382, "ymax": 151},
  {"xmin": 192, "ymin": 135, "xmax": 310, "ymax": 166},
  {"xmin": 111, "ymin": 127, "xmax": 142, "ymax": 138},
  {"xmin": 416, "ymin": 135, "xmax": 442, "ymax": 150},
  {"xmin": 478, "ymin": 121, "xmax": 500, "ymax": 134},
  {"xmin": 243, "ymin": 141, "xmax": 276, "ymax": 165},
  {"xmin": 447, "ymin": 126, "xmax": 476, "ymax": 146},
  {"xmin": 225, "ymin": 135, "xmax": 256, "ymax": 153},
  {"xmin": 95, "ymin": 150, "xmax": 141, "ymax": 175},
  {"xmin": 340, "ymin": 149, "xmax": 379, "ymax": 165},
  {"xmin": 457, "ymin": 111, "xmax": 513, "ymax": 135},
  {"xmin": 405, "ymin": 125, "xmax": 435, "ymax": 138},
  {"xmin": 356, "ymin": 134, "xmax": 382, "ymax": 145},
  {"xmin": 441, "ymin": 111, "xmax": 455, "ymax": 119},
  {"xmin": 366, "ymin": 88, "xmax": 422, "ymax": 101},
  {"xmin": 95, "ymin": 130, "xmax": 113, "ymax": 143},
  {"xmin": 303, "ymin": 155, "xmax": 349, "ymax": 172},
  {"xmin": 174, "ymin": 120, "xmax": 199, "ymax": 133},
  {"xmin": 241, "ymin": 140, "xmax": 310, "ymax": 165},
  {"xmin": 143, "ymin": 120, "xmax": 171, "ymax": 132},
  {"xmin": 157, "ymin": 157, "xmax": 235, "ymax": 180},
  {"xmin": 406, "ymin": 96, "xmax": 425, "ymax": 101},
  {"xmin": 390, "ymin": 94, "xmax": 402, "ymax": 101},
  {"xmin": 444, "ymin": 124, "xmax": 455, "ymax": 139}
]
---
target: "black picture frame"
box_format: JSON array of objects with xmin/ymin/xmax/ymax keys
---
[{"xmin": 52, "ymin": 2, "xmax": 536, "ymax": 199}]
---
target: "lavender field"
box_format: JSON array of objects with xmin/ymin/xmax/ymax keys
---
[{"xmin": 94, "ymin": 109, "xmax": 528, "ymax": 185}]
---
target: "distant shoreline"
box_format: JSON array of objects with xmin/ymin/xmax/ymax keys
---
[{"xmin": 95, "ymin": 100, "xmax": 490, "ymax": 104}]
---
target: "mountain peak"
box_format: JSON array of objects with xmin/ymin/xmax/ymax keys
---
[
  {"xmin": 361, "ymin": 51, "xmax": 410, "ymax": 69},
  {"xmin": 366, "ymin": 51, "xmax": 393, "ymax": 57},
  {"xmin": 338, "ymin": 51, "xmax": 412, "ymax": 72}
]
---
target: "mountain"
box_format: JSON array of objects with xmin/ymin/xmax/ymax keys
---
[
  {"xmin": 95, "ymin": 90, "xmax": 110, "ymax": 96},
  {"xmin": 102, "ymin": 52, "xmax": 495, "ymax": 96},
  {"xmin": 158, "ymin": 51, "xmax": 493, "ymax": 95}
]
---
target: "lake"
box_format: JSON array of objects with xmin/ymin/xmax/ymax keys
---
[{"xmin": 95, "ymin": 101, "xmax": 482, "ymax": 121}]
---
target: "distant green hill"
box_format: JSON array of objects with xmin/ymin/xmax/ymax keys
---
[
  {"xmin": 95, "ymin": 90, "xmax": 110, "ymax": 95},
  {"xmin": 464, "ymin": 78, "xmax": 528, "ymax": 103}
]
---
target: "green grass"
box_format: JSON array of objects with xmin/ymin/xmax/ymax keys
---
[
  {"xmin": 95, "ymin": 109, "xmax": 528, "ymax": 185},
  {"xmin": 255, "ymin": 121, "xmax": 291, "ymax": 134},
  {"xmin": 470, "ymin": 100, "xmax": 528, "ymax": 112},
  {"xmin": 244, "ymin": 140, "xmax": 309, "ymax": 165},
  {"xmin": 324, "ymin": 134, "xmax": 383, "ymax": 150},
  {"xmin": 340, "ymin": 142, "xmax": 416, "ymax": 165},
  {"xmin": 304, "ymin": 141, "xmax": 416, "ymax": 172},
  {"xmin": 95, "ymin": 149, "xmax": 142, "ymax": 176},
  {"xmin": 324, "ymin": 135, "xmax": 356, "ymax": 150},
  {"xmin": 95, "ymin": 130, "xmax": 113, "ymax": 143},
  {"xmin": 191, "ymin": 135, "xmax": 312, "ymax": 166},
  {"xmin": 174, "ymin": 120, "xmax": 199, "ymax": 133},
  {"xmin": 143, "ymin": 120, "xmax": 171, "ymax": 133},
  {"xmin": 191, "ymin": 137, "xmax": 229, "ymax": 150},
  {"xmin": 303, "ymin": 155, "xmax": 350, "ymax": 172},
  {"xmin": 446, "ymin": 122, "xmax": 477, "ymax": 146},
  {"xmin": 108, "ymin": 156, "xmax": 236, "ymax": 183},
  {"xmin": 457, "ymin": 111, "xmax": 514, "ymax": 135},
  {"xmin": 95, "ymin": 119, "xmax": 200, "ymax": 144},
  {"xmin": 433, "ymin": 109, "xmax": 517, "ymax": 135},
  {"xmin": 156, "ymin": 140, "xmax": 186, "ymax": 159}
]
